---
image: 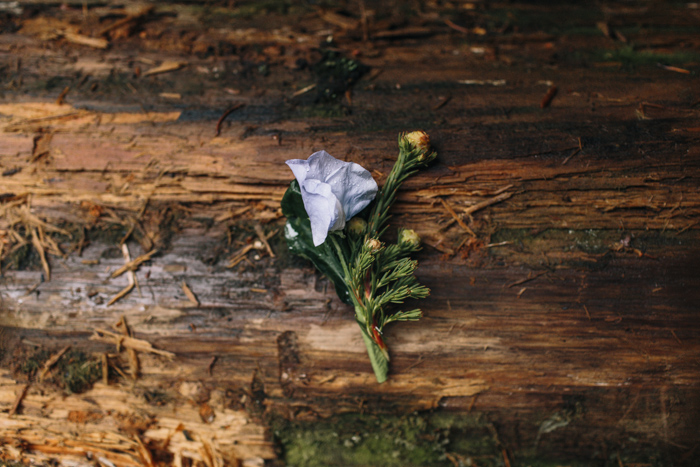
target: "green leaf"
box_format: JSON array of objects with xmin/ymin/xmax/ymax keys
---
[
  {"xmin": 282, "ymin": 181, "xmax": 352, "ymax": 304},
  {"xmin": 359, "ymin": 325, "xmax": 389, "ymax": 383},
  {"xmin": 281, "ymin": 179, "xmax": 308, "ymax": 220}
]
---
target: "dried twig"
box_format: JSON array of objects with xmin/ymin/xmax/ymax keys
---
[
  {"xmin": 99, "ymin": 6, "xmax": 154, "ymax": 36},
  {"xmin": 227, "ymin": 244, "xmax": 255, "ymax": 268},
  {"xmin": 444, "ymin": 18, "xmax": 470, "ymax": 34},
  {"xmin": 215, "ymin": 103, "xmax": 244, "ymax": 136},
  {"xmin": 111, "ymin": 249, "xmax": 157, "ymax": 278},
  {"xmin": 107, "ymin": 280, "xmax": 134, "ymax": 306},
  {"xmin": 506, "ymin": 271, "xmax": 547, "ymax": 288},
  {"xmin": 39, "ymin": 345, "xmax": 71, "ymax": 382},
  {"xmin": 31, "ymin": 228, "xmax": 50, "ymax": 280},
  {"xmin": 562, "ymin": 137, "xmax": 584, "ymax": 165},
  {"xmin": 55, "ymin": 86, "xmax": 70, "ymax": 105},
  {"xmin": 91, "ymin": 329, "xmax": 175, "ymax": 358},
  {"xmin": 432, "ymin": 95, "xmax": 452, "ymax": 111},
  {"xmin": 254, "ymin": 224, "xmax": 275, "ymax": 258},
  {"xmin": 116, "ymin": 316, "xmax": 140, "ymax": 380}
]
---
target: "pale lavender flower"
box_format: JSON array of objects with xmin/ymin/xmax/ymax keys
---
[{"xmin": 286, "ymin": 150, "xmax": 378, "ymax": 246}]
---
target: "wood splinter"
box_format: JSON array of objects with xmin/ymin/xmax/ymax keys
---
[
  {"xmin": 9, "ymin": 383, "xmax": 30, "ymax": 416},
  {"xmin": 182, "ymin": 281, "xmax": 199, "ymax": 306},
  {"xmin": 541, "ymin": 85, "xmax": 558, "ymax": 108},
  {"xmin": 440, "ymin": 198, "xmax": 476, "ymax": 237}
]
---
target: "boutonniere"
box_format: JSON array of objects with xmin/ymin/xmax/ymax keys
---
[{"xmin": 282, "ymin": 132, "xmax": 436, "ymax": 383}]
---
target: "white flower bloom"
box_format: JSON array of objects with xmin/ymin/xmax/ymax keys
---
[{"xmin": 286, "ymin": 150, "xmax": 378, "ymax": 246}]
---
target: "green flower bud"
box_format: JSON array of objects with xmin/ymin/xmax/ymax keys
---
[
  {"xmin": 347, "ymin": 217, "xmax": 367, "ymax": 236},
  {"xmin": 398, "ymin": 228, "xmax": 421, "ymax": 247}
]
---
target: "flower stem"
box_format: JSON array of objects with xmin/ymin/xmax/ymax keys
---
[{"xmin": 359, "ymin": 325, "xmax": 389, "ymax": 383}]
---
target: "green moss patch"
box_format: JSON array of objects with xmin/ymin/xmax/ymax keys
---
[
  {"xmin": 16, "ymin": 348, "xmax": 101, "ymax": 394},
  {"xmin": 594, "ymin": 45, "xmax": 700, "ymax": 69}
]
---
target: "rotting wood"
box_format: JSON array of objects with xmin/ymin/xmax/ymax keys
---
[{"xmin": 2, "ymin": 1, "xmax": 700, "ymax": 465}]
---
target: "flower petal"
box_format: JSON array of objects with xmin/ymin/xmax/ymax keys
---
[
  {"xmin": 285, "ymin": 158, "xmax": 310, "ymax": 185},
  {"xmin": 300, "ymin": 178, "xmax": 342, "ymax": 246},
  {"xmin": 308, "ymin": 151, "xmax": 378, "ymax": 220},
  {"xmin": 332, "ymin": 162, "xmax": 378, "ymax": 220}
]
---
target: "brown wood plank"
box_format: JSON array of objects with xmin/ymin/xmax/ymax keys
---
[{"xmin": 1, "ymin": 1, "xmax": 699, "ymax": 465}]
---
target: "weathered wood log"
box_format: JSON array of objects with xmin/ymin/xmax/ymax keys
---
[{"xmin": 1, "ymin": 1, "xmax": 700, "ymax": 465}]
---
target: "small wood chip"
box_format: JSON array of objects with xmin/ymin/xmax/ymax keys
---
[
  {"xmin": 39, "ymin": 345, "xmax": 71, "ymax": 382},
  {"xmin": 657, "ymin": 63, "xmax": 691, "ymax": 74},
  {"xmin": 63, "ymin": 32, "xmax": 109, "ymax": 49},
  {"xmin": 317, "ymin": 8, "xmax": 360, "ymax": 30},
  {"xmin": 540, "ymin": 85, "xmax": 558, "ymax": 108},
  {"xmin": 291, "ymin": 83, "xmax": 316, "ymax": 98},
  {"xmin": 142, "ymin": 61, "xmax": 187, "ymax": 77},
  {"xmin": 182, "ymin": 281, "xmax": 199, "ymax": 306}
]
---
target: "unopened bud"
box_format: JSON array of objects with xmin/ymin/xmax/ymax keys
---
[
  {"xmin": 347, "ymin": 217, "xmax": 367, "ymax": 236},
  {"xmin": 398, "ymin": 229, "xmax": 421, "ymax": 247},
  {"xmin": 405, "ymin": 131, "xmax": 430, "ymax": 153},
  {"xmin": 364, "ymin": 238, "xmax": 382, "ymax": 253}
]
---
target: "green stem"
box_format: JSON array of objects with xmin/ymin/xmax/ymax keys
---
[
  {"xmin": 359, "ymin": 325, "xmax": 389, "ymax": 383},
  {"xmin": 328, "ymin": 234, "xmax": 351, "ymax": 280}
]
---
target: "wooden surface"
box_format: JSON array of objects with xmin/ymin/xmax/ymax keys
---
[{"xmin": 1, "ymin": 1, "xmax": 700, "ymax": 465}]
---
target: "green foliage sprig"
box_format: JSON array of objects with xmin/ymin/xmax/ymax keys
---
[{"xmin": 282, "ymin": 131, "xmax": 436, "ymax": 382}]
